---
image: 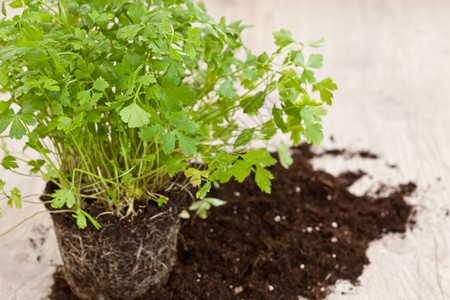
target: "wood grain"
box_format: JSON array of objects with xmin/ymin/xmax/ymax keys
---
[{"xmin": 1, "ymin": 1, "xmax": 449, "ymax": 299}]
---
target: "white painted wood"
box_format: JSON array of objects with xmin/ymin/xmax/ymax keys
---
[{"xmin": 1, "ymin": 1, "xmax": 449, "ymax": 299}]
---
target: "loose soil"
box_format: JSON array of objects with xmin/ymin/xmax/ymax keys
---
[{"xmin": 50, "ymin": 144, "xmax": 415, "ymax": 300}]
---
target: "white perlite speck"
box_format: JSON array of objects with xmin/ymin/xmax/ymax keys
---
[
  {"xmin": 331, "ymin": 237, "xmax": 338, "ymax": 243},
  {"xmin": 274, "ymin": 215, "xmax": 281, "ymax": 222},
  {"xmin": 268, "ymin": 285, "xmax": 274, "ymax": 291},
  {"xmin": 331, "ymin": 222, "xmax": 338, "ymax": 228}
]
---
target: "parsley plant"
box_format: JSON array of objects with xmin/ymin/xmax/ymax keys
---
[{"xmin": 0, "ymin": 0, "xmax": 337, "ymax": 228}]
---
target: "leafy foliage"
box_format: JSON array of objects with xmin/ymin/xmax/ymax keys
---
[{"xmin": 0, "ymin": 0, "xmax": 336, "ymax": 227}]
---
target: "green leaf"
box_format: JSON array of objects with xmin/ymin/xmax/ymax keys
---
[
  {"xmin": 1, "ymin": 155, "xmax": 18, "ymax": 169},
  {"xmin": 0, "ymin": 109, "xmax": 14, "ymax": 135},
  {"xmin": 272, "ymin": 106, "xmax": 288, "ymax": 132},
  {"xmin": 157, "ymin": 196, "xmax": 168, "ymax": 207},
  {"xmin": 196, "ymin": 181, "xmax": 211, "ymax": 199},
  {"xmin": 308, "ymin": 37, "xmax": 325, "ymax": 48},
  {"xmin": 0, "ymin": 179, "xmax": 5, "ymax": 190},
  {"xmin": 241, "ymin": 92, "xmax": 265, "ymax": 115},
  {"xmin": 273, "ymin": 29, "xmax": 295, "ymax": 47},
  {"xmin": 44, "ymin": 79, "xmax": 60, "ymax": 91},
  {"xmin": 137, "ymin": 74, "xmax": 156, "ymax": 86},
  {"xmin": 139, "ymin": 124, "xmax": 165, "ymax": 141},
  {"xmin": 176, "ymin": 131, "xmax": 197, "ymax": 155},
  {"xmin": 179, "ymin": 210, "xmax": 190, "ymax": 219},
  {"xmin": 294, "ymin": 52, "xmax": 305, "ymax": 67},
  {"xmin": 73, "ymin": 209, "xmax": 87, "ymax": 229},
  {"xmin": 127, "ymin": 2, "xmax": 146, "ymax": 23},
  {"xmin": 231, "ymin": 159, "xmax": 252, "ymax": 182},
  {"xmin": 242, "ymin": 149, "xmax": 277, "ymax": 167},
  {"xmin": 92, "ymin": 78, "xmax": 109, "ymax": 91},
  {"xmin": 312, "ymin": 78, "xmax": 338, "ymax": 105},
  {"xmin": 234, "ymin": 128, "xmax": 254, "ymax": 148},
  {"xmin": 307, "ymin": 54, "xmax": 323, "ymax": 69},
  {"xmin": 27, "ymin": 159, "xmax": 45, "ymax": 173},
  {"xmin": 255, "ymin": 165, "xmax": 274, "ymax": 193},
  {"xmin": 8, "ymin": 188, "xmax": 22, "ymax": 209},
  {"xmin": 57, "ymin": 116, "xmax": 72, "ymax": 131},
  {"xmin": 277, "ymin": 143, "xmax": 293, "ymax": 169},
  {"xmin": 77, "ymin": 90, "xmax": 91, "ymax": 105},
  {"xmin": 73, "ymin": 209, "xmax": 100, "ymax": 229},
  {"xmin": 161, "ymin": 130, "xmax": 176, "ymax": 154},
  {"xmin": 51, "ymin": 188, "xmax": 76, "ymax": 209},
  {"xmin": 185, "ymin": 168, "xmax": 209, "ymax": 186},
  {"xmin": 20, "ymin": 22, "xmax": 43, "ymax": 42},
  {"xmin": 119, "ymin": 102, "xmax": 151, "ymax": 128},
  {"xmin": 217, "ymin": 79, "xmax": 236, "ymax": 98},
  {"xmin": 10, "ymin": 118, "xmax": 27, "ymax": 139},
  {"xmin": 117, "ymin": 24, "xmax": 142, "ymax": 40},
  {"xmin": 304, "ymin": 122, "xmax": 323, "ymax": 146},
  {"xmin": 1, "ymin": 1, "xmax": 6, "ymax": 16},
  {"xmin": 204, "ymin": 197, "xmax": 226, "ymax": 207}
]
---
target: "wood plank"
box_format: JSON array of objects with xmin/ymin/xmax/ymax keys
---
[{"xmin": 1, "ymin": 1, "xmax": 449, "ymax": 299}]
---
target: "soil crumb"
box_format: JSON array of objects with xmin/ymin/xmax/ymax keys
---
[{"xmin": 50, "ymin": 144, "xmax": 415, "ymax": 300}]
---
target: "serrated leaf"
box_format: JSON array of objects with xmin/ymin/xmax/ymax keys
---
[
  {"xmin": 92, "ymin": 78, "xmax": 109, "ymax": 91},
  {"xmin": 242, "ymin": 149, "xmax": 277, "ymax": 167},
  {"xmin": 312, "ymin": 78, "xmax": 338, "ymax": 105},
  {"xmin": 27, "ymin": 159, "xmax": 45, "ymax": 173},
  {"xmin": 8, "ymin": 188, "xmax": 21, "ymax": 208},
  {"xmin": 137, "ymin": 74, "xmax": 156, "ymax": 86},
  {"xmin": 234, "ymin": 128, "xmax": 254, "ymax": 148},
  {"xmin": 176, "ymin": 131, "xmax": 197, "ymax": 155},
  {"xmin": 217, "ymin": 79, "xmax": 236, "ymax": 98},
  {"xmin": 90, "ymin": 92, "xmax": 102, "ymax": 105},
  {"xmin": 273, "ymin": 29, "xmax": 295, "ymax": 47},
  {"xmin": 294, "ymin": 52, "xmax": 305, "ymax": 67},
  {"xmin": 10, "ymin": 118, "xmax": 27, "ymax": 139},
  {"xmin": 231, "ymin": 159, "xmax": 252, "ymax": 182},
  {"xmin": 57, "ymin": 116, "xmax": 72, "ymax": 130},
  {"xmin": 119, "ymin": 102, "xmax": 151, "ymax": 128},
  {"xmin": 304, "ymin": 122, "xmax": 323, "ymax": 146},
  {"xmin": 73, "ymin": 209, "xmax": 87, "ymax": 228},
  {"xmin": 139, "ymin": 124, "xmax": 165, "ymax": 141},
  {"xmin": 20, "ymin": 22, "xmax": 43, "ymax": 42},
  {"xmin": 0, "ymin": 109, "xmax": 14, "ymax": 135},
  {"xmin": 128, "ymin": 2, "xmax": 146, "ymax": 23},
  {"xmin": 1, "ymin": 155, "xmax": 18, "ymax": 169},
  {"xmin": 77, "ymin": 90, "xmax": 91, "ymax": 105},
  {"xmin": 51, "ymin": 188, "xmax": 76, "ymax": 209},
  {"xmin": 44, "ymin": 79, "xmax": 60, "ymax": 91},
  {"xmin": 307, "ymin": 54, "xmax": 323, "ymax": 69},
  {"xmin": 117, "ymin": 24, "xmax": 141, "ymax": 40},
  {"xmin": 277, "ymin": 143, "xmax": 293, "ymax": 169},
  {"xmin": 161, "ymin": 131, "xmax": 176, "ymax": 154},
  {"xmin": 196, "ymin": 181, "xmax": 211, "ymax": 199},
  {"xmin": 255, "ymin": 165, "xmax": 273, "ymax": 194}
]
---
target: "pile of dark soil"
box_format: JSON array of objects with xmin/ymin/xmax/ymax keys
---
[{"xmin": 50, "ymin": 144, "xmax": 415, "ymax": 299}]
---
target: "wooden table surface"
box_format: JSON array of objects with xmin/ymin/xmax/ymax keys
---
[{"xmin": 1, "ymin": 1, "xmax": 449, "ymax": 299}]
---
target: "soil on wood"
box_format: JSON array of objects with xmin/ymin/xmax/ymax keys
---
[{"xmin": 50, "ymin": 144, "xmax": 415, "ymax": 300}]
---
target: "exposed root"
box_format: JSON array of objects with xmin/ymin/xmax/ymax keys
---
[{"xmin": 42, "ymin": 182, "xmax": 188, "ymax": 300}]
